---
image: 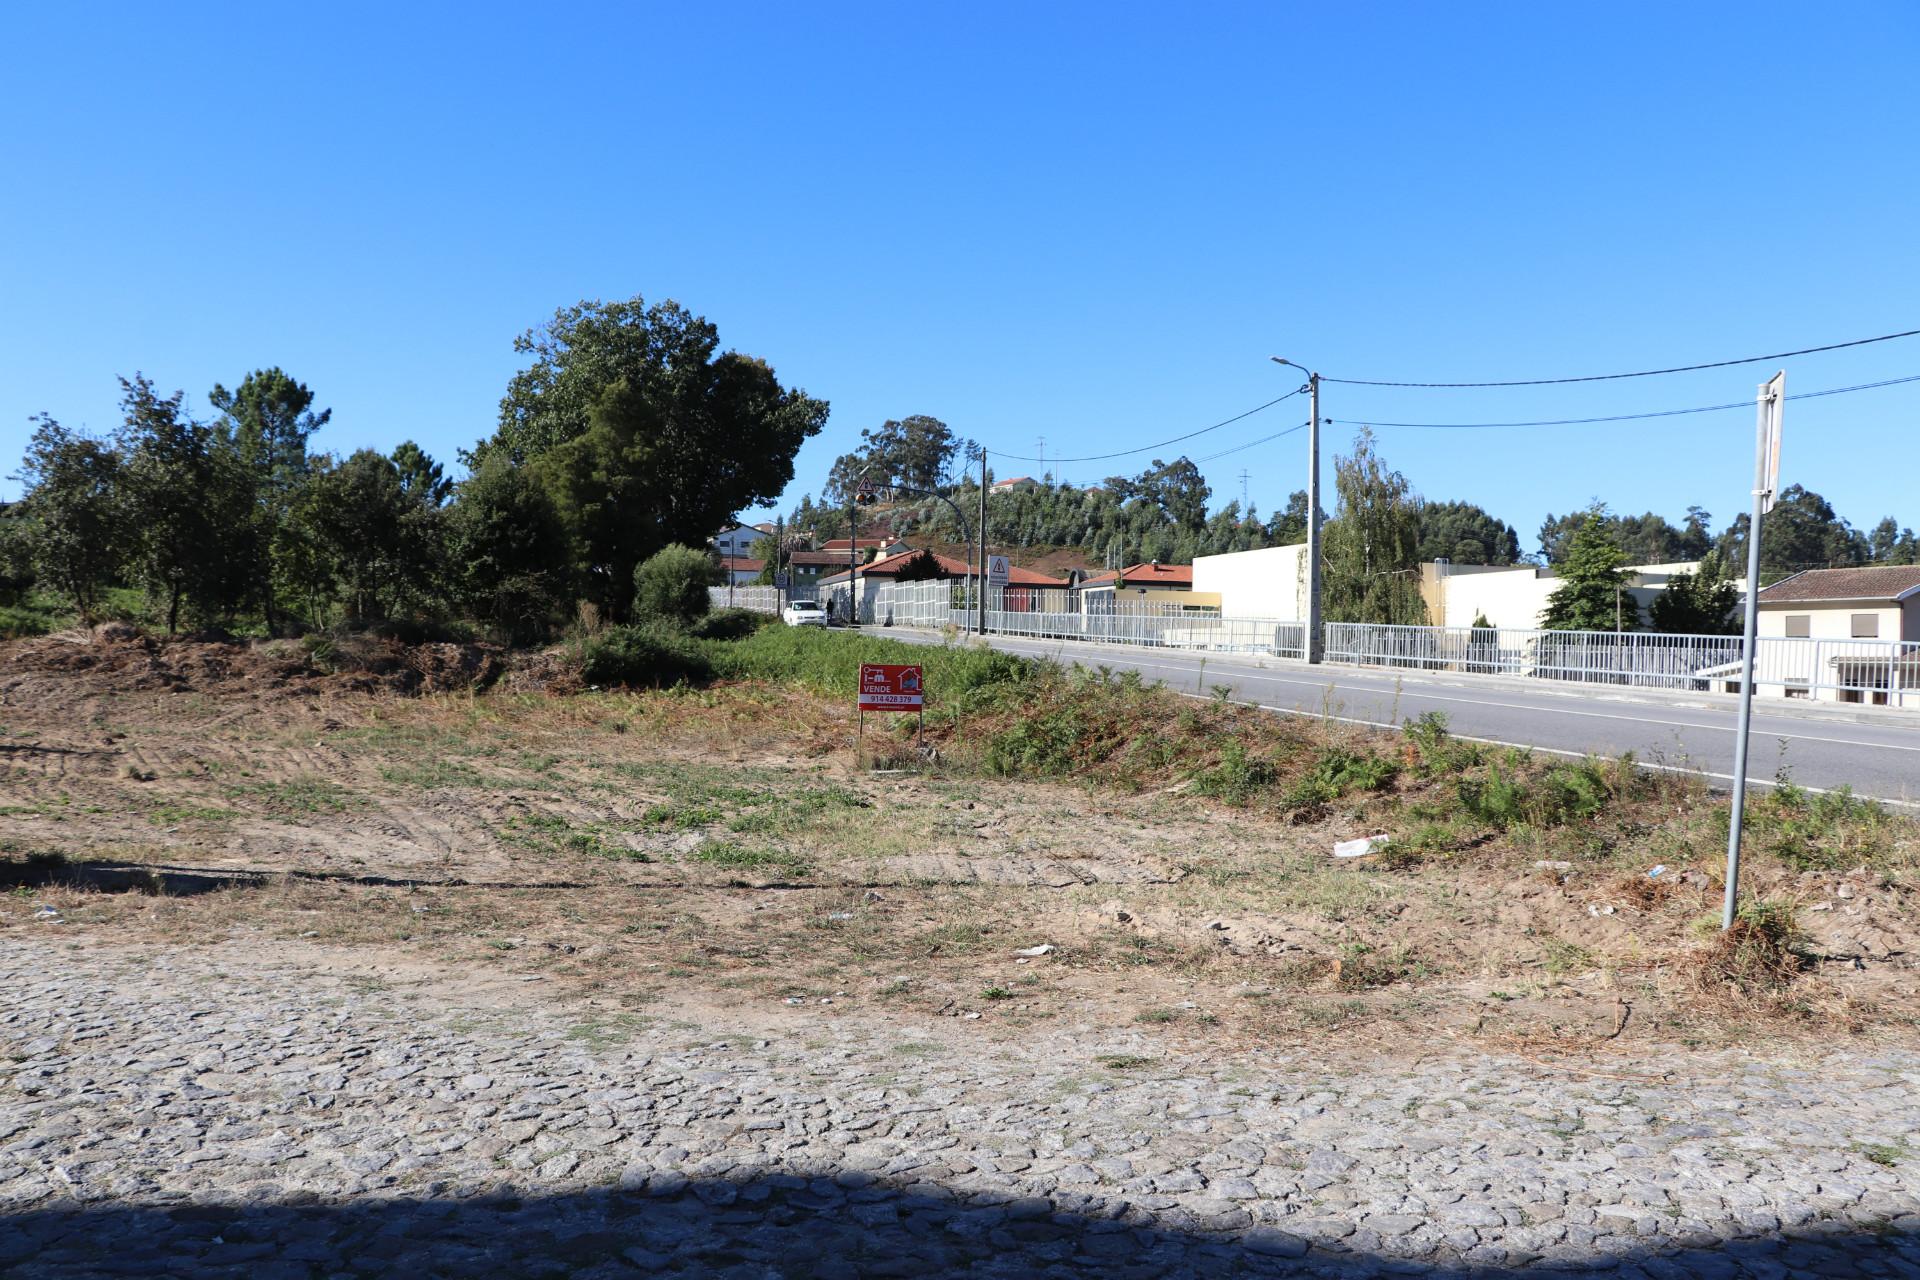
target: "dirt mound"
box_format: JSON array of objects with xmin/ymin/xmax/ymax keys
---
[{"xmin": 0, "ymin": 627, "xmax": 507, "ymax": 705}]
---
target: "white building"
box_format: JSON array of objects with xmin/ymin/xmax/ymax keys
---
[{"xmin": 710, "ymin": 522, "xmax": 763, "ymax": 559}]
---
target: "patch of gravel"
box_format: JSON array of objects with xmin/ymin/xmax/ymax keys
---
[{"xmin": 2, "ymin": 936, "xmax": 1918, "ymax": 1278}]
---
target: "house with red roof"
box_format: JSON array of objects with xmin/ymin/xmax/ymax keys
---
[
  {"xmin": 820, "ymin": 549, "xmax": 1069, "ymax": 620},
  {"xmin": 1073, "ymin": 562, "xmax": 1221, "ymax": 611}
]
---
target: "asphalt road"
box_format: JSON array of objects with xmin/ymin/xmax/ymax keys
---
[{"xmin": 882, "ymin": 628, "xmax": 1920, "ymax": 807}]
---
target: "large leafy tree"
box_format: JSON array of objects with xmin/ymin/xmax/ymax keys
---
[
  {"xmin": 447, "ymin": 456, "xmax": 573, "ymax": 641},
  {"xmin": 116, "ymin": 375, "xmax": 254, "ymax": 633},
  {"xmin": 1715, "ymin": 484, "xmax": 1868, "ymax": 578},
  {"xmin": 1322, "ymin": 430, "xmax": 1426, "ymax": 625},
  {"xmin": 14, "ymin": 416, "xmax": 126, "ymax": 622},
  {"xmin": 285, "ymin": 449, "xmax": 440, "ymax": 623},
  {"xmin": 824, "ymin": 415, "xmax": 960, "ymax": 501},
  {"xmin": 1133, "ymin": 457, "xmax": 1210, "ymax": 533},
  {"xmin": 1416, "ymin": 500, "xmax": 1519, "ymax": 566},
  {"xmin": 1542, "ymin": 506, "xmax": 1638, "ymax": 631},
  {"xmin": 518, "ymin": 311, "xmax": 828, "ymax": 617},
  {"xmin": 1866, "ymin": 516, "xmax": 1919, "ymax": 565}
]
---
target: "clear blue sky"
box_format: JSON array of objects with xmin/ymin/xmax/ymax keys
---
[{"xmin": 3, "ymin": 3, "xmax": 1916, "ymax": 553}]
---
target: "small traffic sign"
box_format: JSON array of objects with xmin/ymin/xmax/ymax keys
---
[
  {"xmin": 774, "ymin": 572, "xmax": 790, "ymax": 588},
  {"xmin": 987, "ymin": 555, "xmax": 1011, "ymax": 589}
]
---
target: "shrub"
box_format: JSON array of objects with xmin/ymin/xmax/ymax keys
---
[
  {"xmin": 1191, "ymin": 741, "xmax": 1276, "ymax": 806},
  {"xmin": 1287, "ymin": 746, "xmax": 1399, "ymax": 809},
  {"xmin": 632, "ymin": 544, "xmax": 717, "ymax": 626},
  {"xmin": 689, "ymin": 607, "xmax": 774, "ymax": 641},
  {"xmin": 1746, "ymin": 781, "xmax": 1900, "ymax": 872},
  {"xmin": 1691, "ymin": 898, "xmax": 1811, "ymax": 997},
  {"xmin": 580, "ymin": 622, "xmax": 713, "ymax": 688}
]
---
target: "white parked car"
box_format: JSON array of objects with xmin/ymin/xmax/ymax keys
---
[{"xmin": 782, "ymin": 599, "xmax": 826, "ymax": 627}]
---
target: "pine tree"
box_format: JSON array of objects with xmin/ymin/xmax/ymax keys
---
[{"xmin": 1542, "ymin": 507, "xmax": 1638, "ymax": 631}]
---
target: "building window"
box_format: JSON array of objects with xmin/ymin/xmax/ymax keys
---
[
  {"xmin": 1784, "ymin": 681, "xmax": 1810, "ymax": 699},
  {"xmin": 1784, "ymin": 615, "xmax": 1811, "ymax": 638},
  {"xmin": 1852, "ymin": 613, "xmax": 1880, "ymax": 638}
]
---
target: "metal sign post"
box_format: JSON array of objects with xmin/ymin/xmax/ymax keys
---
[{"xmin": 1723, "ymin": 370, "xmax": 1784, "ymax": 930}]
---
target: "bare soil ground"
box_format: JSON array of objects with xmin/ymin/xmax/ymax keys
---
[{"xmin": 3, "ymin": 627, "xmax": 1916, "ymax": 1060}]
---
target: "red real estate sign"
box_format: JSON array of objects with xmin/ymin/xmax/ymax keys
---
[{"xmin": 858, "ymin": 663, "xmax": 924, "ymax": 712}]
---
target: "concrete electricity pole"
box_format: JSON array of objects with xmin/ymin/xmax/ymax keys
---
[{"xmin": 1271, "ymin": 358, "xmax": 1323, "ymax": 662}]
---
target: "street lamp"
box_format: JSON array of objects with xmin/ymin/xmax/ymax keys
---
[{"xmin": 1271, "ymin": 357, "xmax": 1324, "ymax": 663}]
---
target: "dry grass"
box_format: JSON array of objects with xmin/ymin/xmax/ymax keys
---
[{"xmin": 4, "ymin": 629, "xmax": 1919, "ymax": 1056}]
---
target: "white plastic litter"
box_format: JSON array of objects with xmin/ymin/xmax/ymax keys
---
[
  {"xmin": 1012, "ymin": 944, "xmax": 1055, "ymax": 958},
  {"xmin": 1333, "ymin": 835, "xmax": 1389, "ymax": 858},
  {"xmin": 1647, "ymin": 865, "xmax": 1667, "ymax": 878}
]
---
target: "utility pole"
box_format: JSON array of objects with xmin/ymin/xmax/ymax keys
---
[
  {"xmin": 1239, "ymin": 469, "xmax": 1250, "ymax": 512},
  {"xmin": 1272, "ymin": 358, "xmax": 1324, "ymax": 662},
  {"xmin": 977, "ymin": 448, "xmax": 988, "ymax": 636},
  {"xmin": 1724, "ymin": 371, "xmax": 1785, "ymax": 930},
  {"xmin": 846, "ymin": 496, "xmax": 858, "ymax": 626}
]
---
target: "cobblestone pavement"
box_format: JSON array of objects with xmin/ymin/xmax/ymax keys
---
[{"xmin": 3, "ymin": 938, "xmax": 1918, "ymax": 1278}]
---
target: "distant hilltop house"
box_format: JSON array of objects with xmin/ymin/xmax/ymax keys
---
[{"xmin": 989, "ymin": 476, "xmax": 1035, "ymax": 494}]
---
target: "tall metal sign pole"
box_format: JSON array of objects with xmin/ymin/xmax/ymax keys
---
[
  {"xmin": 1723, "ymin": 370, "xmax": 1784, "ymax": 930},
  {"xmin": 1271, "ymin": 358, "xmax": 1323, "ymax": 662}
]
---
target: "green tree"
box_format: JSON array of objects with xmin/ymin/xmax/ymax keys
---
[
  {"xmin": 447, "ymin": 456, "xmax": 573, "ymax": 641},
  {"xmin": 1542, "ymin": 506, "xmax": 1638, "ymax": 631},
  {"xmin": 1322, "ymin": 430, "xmax": 1426, "ymax": 625},
  {"xmin": 392, "ymin": 441, "xmax": 453, "ymax": 507},
  {"xmin": 481, "ymin": 295, "xmax": 825, "ymax": 464},
  {"xmin": 1866, "ymin": 516, "xmax": 1919, "ymax": 565},
  {"xmin": 1416, "ymin": 500, "xmax": 1519, "ymax": 566},
  {"xmin": 209, "ymin": 368, "xmax": 331, "ymax": 630},
  {"xmin": 824, "ymin": 415, "xmax": 959, "ymax": 501},
  {"xmin": 286, "ymin": 450, "xmax": 440, "ymax": 623},
  {"xmin": 1715, "ymin": 484, "xmax": 1867, "ymax": 578},
  {"xmin": 534, "ymin": 342, "xmax": 827, "ymax": 618},
  {"xmin": 209, "ymin": 368, "xmax": 327, "ymax": 493},
  {"xmin": 632, "ymin": 544, "xmax": 717, "ymax": 626},
  {"xmin": 116, "ymin": 375, "xmax": 256, "ymax": 633},
  {"xmin": 0, "ymin": 503, "xmax": 35, "ymax": 606},
  {"xmin": 14, "ymin": 417, "xmax": 126, "ymax": 622},
  {"xmin": 1134, "ymin": 458, "xmax": 1210, "ymax": 533},
  {"xmin": 892, "ymin": 548, "xmax": 946, "ymax": 582},
  {"xmin": 1647, "ymin": 549, "xmax": 1739, "ymax": 635}
]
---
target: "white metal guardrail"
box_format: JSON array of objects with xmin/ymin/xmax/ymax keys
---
[
  {"xmin": 708, "ymin": 584, "xmax": 817, "ymax": 615},
  {"xmin": 1325, "ymin": 622, "xmax": 1920, "ymax": 706}
]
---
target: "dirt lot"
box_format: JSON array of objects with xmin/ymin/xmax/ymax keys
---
[{"xmin": 3, "ymin": 626, "xmax": 1916, "ymax": 1058}]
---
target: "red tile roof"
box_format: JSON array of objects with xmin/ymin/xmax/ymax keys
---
[
  {"xmin": 820, "ymin": 550, "xmax": 1067, "ymax": 588},
  {"xmin": 719, "ymin": 557, "xmax": 764, "ymax": 573},
  {"xmin": 1079, "ymin": 563, "xmax": 1194, "ymax": 588},
  {"xmin": 1758, "ymin": 567, "xmax": 1920, "ymax": 603}
]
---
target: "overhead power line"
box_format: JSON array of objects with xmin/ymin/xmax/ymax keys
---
[
  {"xmin": 989, "ymin": 387, "xmax": 1304, "ymax": 464},
  {"xmin": 1320, "ymin": 326, "xmax": 1920, "ymax": 388},
  {"xmin": 1331, "ymin": 372, "xmax": 1920, "ymax": 431},
  {"xmin": 1194, "ymin": 421, "xmax": 1308, "ymax": 463}
]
